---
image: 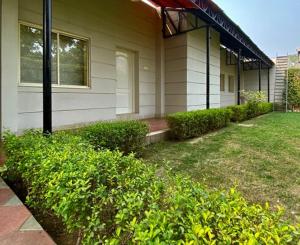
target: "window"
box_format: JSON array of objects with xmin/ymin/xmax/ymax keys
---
[
  {"xmin": 228, "ymin": 75, "xmax": 235, "ymax": 93},
  {"xmin": 20, "ymin": 23, "xmax": 89, "ymax": 86},
  {"xmin": 220, "ymin": 74, "xmax": 225, "ymax": 92}
]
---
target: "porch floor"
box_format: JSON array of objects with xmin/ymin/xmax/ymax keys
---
[{"xmin": 142, "ymin": 118, "xmax": 168, "ymax": 133}]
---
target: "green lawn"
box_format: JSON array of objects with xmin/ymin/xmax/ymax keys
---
[{"xmin": 144, "ymin": 112, "xmax": 300, "ymax": 222}]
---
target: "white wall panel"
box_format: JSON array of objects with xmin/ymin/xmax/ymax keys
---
[{"xmin": 16, "ymin": 0, "xmax": 159, "ymax": 130}]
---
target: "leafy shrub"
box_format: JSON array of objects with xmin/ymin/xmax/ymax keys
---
[
  {"xmin": 2, "ymin": 131, "xmax": 300, "ymax": 244},
  {"xmin": 241, "ymin": 90, "xmax": 267, "ymax": 103},
  {"xmin": 284, "ymin": 68, "xmax": 300, "ymax": 111},
  {"xmin": 228, "ymin": 102, "xmax": 273, "ymax": 122},
  {"xmin": 74, "ymin": 120, "xmax": 149, "ymax": 156},
  {"xmin": 2, "ymin": 131, "xmax": 162, "ymax": 243},
  {"xmin": 227, "ymin": 104, "xmax": 248, "ymax": 122},
  {"xmin": 257, "ymin": 102, "xmax": 273, "ymax": 115},
  {"xmin": 166, "ymin": 108, "xmax": 232, "ymax": 140}
]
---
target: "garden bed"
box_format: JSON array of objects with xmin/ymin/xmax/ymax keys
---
[{"xmin": 1, "ymin": 123, "xmax": 300, "ymax": 243}]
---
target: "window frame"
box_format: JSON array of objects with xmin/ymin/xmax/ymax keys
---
[
  {"xmin": 228, "ymin": 75, "xmax": 235, "ymax": 93},
  {"xmin": 18, "ymin": 21, "xmax": 91, "ymax": 89}
]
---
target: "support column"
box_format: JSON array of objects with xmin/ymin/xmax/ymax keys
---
[
  {"xmin": 43, "ymin": 0, "xmax": 52, "ymax": 134},
  {"xmin": 162, "ymin": 7, "xmax": 166, "ymax": 38},
  {"xmin": 237, "ymin": 49, "xmax": 241, "ymax": 105},
  {"xmin": 155, "ymin": 13, "xmax": 165, "ymax": 117},
  {"xmin": 1, "ymin": 0, "xmax": 18, "ymax": 133},
  {"xmin": 267, "ymin": 67, "xmax": 270, "ymax": 102},
  {"xmin": 206, "ymin": 26, "xmax": 210, "ymax": 109},
  {"xmin": 258, "ymin": 60, "xmax": 262, "ymax": 91}
]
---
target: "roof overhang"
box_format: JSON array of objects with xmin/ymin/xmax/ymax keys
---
[{"xmin": 150, "ymin": 0, "xmax": 274, "ymax": 67}]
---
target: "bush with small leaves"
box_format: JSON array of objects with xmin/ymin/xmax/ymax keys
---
[
  {"xmin": 167, "ymin": 108, "xmax": 232, "ymax": 140},
  {"xmin": 2, "ymin": 131, "xmax": 299, "ymax": 244},
  {"xmin": 228, "ymin": 102, "xmax": 273, "ymax": 122},
  {"xmin": 73, "ymin": 120, "xmax": 149, "ymax": 156}
]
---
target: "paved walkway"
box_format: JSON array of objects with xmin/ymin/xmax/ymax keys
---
[{"xmin": 0, "ymin": 178, "xmax": 55, "ymax": 245}]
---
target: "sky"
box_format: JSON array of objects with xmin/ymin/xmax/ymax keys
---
[{"xmin": 213, "ymin": 0, "xmax": 300, "ymax": 58}]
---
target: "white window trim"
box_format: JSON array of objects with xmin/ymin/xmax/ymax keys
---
[{"xmin": 18, "ymin": 21, "xmax": 91, "ymax": 89}]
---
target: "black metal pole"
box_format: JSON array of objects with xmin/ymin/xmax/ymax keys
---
[
  {"xmin": 206, "ymin": 26, "xmax": 210, "ymax": 109},
  {"xmin": 237, "ymin": 49, "xmax": 241, "ymax": 105},
  {"xmin": 267, "ymin": 67, "xmax": 270, "ymax": 102},
  {"xmin": 258, "ymin": 60, "xmax": 262, "ymax": 92},
  {"xmin": 43, "ymin": 0, "xmax": 52, "ymax": 134}
]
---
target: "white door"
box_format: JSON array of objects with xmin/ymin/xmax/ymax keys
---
[{"xmin": 116, "ymin": 49, "xmax": 135, "ymax": 115}]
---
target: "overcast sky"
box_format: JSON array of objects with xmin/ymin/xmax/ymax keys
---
[{"xmin": 213, "ymin": 0, "xmax": 300, "ymax": 58}]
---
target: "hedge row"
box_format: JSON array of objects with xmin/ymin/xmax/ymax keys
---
[
  {"xmin": 166, "ymin": 108, "xmax": 232, "ymax": 140},
  {"xmin": 72, "ymin": 120, "xmax": 149, "ymax": 156},
  {"xmin": 2, "ymin": 131, "xmax": 299, "ymax": 244},
  {"xmin": 228, "ymin": 102, "xmax": 273, "ymax": 122}
]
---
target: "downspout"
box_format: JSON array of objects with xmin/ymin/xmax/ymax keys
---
[
  {"xmin": 237, "ymin": 49, "xmax": 241, "ymax": 105},
  {"xmin": 43, "ymin": 0, "xmax": 52, "ymax": 134},
  {"xmin": 206, "ymin": 26, "xmax": 210, "ymax": 109}
]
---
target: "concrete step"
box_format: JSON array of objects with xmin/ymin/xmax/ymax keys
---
[{"xmin": 146, "ymin": 129, "xmax": 169, "ymax": 145}]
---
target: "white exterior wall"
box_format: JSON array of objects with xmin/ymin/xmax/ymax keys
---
[
  {"xmin": 1, "ymin": 0, "xmax": 19, "ymax": 132},
  {"xmin": 1, "ymin": 0, "xmax": 274, "ymax": 132},
  {"xmin": 269, "ymin": 66, "xmax": 276, "ymax": 102},
  {"xmin": 165, "ymin": 34, "xmax": 188, "ymax": 113},
  {"xmin": 165, "ymin": 27, "xmax": 221, "ymax": 113},
  {"xmin": 186, "ymin": 28, "xmax": 220, "ymax": 110},
  {"xmin": 244, "ymin": 69, "xmax": 268, "ymax": 96},
  {"xmin": 10, "ymin": 0, "xmax": 160, "ymax": 131},
  {"xmin": 220, "ymin": 48, "xmax": 238, "ymax": 107}
]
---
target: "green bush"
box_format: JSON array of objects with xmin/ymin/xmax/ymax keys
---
[
  {"xmin": 227, "ymin": 104, "xmax": 248, "ymax": 122},
  {"xmin": 257, "ymin": 102, "xmax": 273, "ymax": 115},
  {"xmin": 284, "ymin": 68, "xmax": 300, "ymax": 110},
  {"xmin": 228, "ymin": 102, "xmax": 273, "ymax": 122},
  {"xmin": 2, "ymin": 131, "xmax": 162, "ymax": 243},
  {"xmin": 74, "ymin": 120, "xmax": 149, "ymax": 156},
  {"xmin": 166, "ymin": 108, "xmax": 232, "ymax": 140},
  {"xmin": 2, "ymin": 131, "xmax": 300, "ymax": 244}
]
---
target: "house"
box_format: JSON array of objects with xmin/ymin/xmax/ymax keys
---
[{"xmin": 0, "ymin": 0, "xmax": 275, "ymax": 134}]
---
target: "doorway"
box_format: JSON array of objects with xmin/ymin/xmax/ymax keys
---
[{"xmin": 116, "ymin": 49, "xmax": 136, "ymax": 115}]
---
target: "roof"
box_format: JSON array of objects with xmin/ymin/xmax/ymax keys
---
[{"xmin": 151, "ymin": 0, "xmax": 274, "ymax": 67}]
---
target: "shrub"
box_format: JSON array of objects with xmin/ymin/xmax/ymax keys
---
[
  {"xmin": 228, "ymin": 102, "xmax": 273, "ymax": 122},
  {"xmin": 257, "ymin": 102, "xmax": 273, "ymax": 115},
  {"xmin": 2, "ymin": 131, "xmax": 300, "ymax": 244},
  {"xmin": 2, "ymin": 131, "xmax": 162, "ymax": 243},
  {"xmin": 166, "ymin": 108, "xmax": 232, "ymax": 140},
  {"xmin": 284, "ymin": 68, "xmax": 300, "ymax": 111},
  {"xmin": 74, "ymin": 120, "xmax": 149, "ymax": 156},
  {"xmin": 227, "ymin": 104, "xmax": 248, "ymax": 122},
  {"xmin": 241, "ymin": 90, "xmax": 267, "ymax": 104}
]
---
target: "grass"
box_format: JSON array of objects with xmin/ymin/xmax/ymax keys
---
[{"xmin": 144, "ymin": 112, "xmax": 300, "ymax": 222}]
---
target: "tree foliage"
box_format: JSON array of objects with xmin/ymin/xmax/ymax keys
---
[{"xmin": 286, "ymin": 68, "xmax": 300, "ymax": 110}]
